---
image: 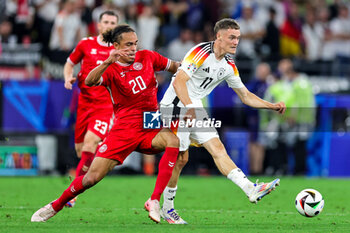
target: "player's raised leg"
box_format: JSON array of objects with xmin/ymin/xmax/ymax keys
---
[
  {"xmin": 31, "ymin": 157, "xmax": 119, "ymax": 222},
  {"xmin": 203, "ymin": 137, "xmax": 279, "ymax": 203},
  {"xmin": 144, "ymin": 128, "xmax": 179, "ymax": 223},
  {"xmin": 161, "ymin": 150, "xmax": 188, "ymax": 224},
  {"xmin": 66, "ymin": 132, "xmax": 101, "ymax": 207}
]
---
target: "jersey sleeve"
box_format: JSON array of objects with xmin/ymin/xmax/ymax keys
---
[
  {"xmin": 100, "ymin": 66, "xmax": 113, "ymax": 87},
  {"xmin": 178, "ymin": 43, "xmax": 211, "ymax": 78},
  {"xmin": 67, "ymin": 39, "xmax": 85, "ymax": 65},
  {"xmin": 149, "ymin": 50, "xmax": 171, "ymax": 71},
  {"xmin": 225, "ymin": 61, "xmax": 244, "ymax": 89}
]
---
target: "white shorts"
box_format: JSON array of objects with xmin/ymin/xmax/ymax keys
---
[{"xmin": 160, "ymin": 97, "xmax": 219, "ymax": 151}]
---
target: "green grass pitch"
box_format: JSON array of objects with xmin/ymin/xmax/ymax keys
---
[{"xmin": 0, "ymin": 176, "xmax": 349, "ymax": 233}]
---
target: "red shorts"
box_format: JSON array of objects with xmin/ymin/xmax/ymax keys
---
[
  {"xmin": 75, "ymin": 106, "xmax": 114, "ymax": 144},
  {"xmin": 95, "ymin": 126, "xmax": 161, "ymax": 164}
]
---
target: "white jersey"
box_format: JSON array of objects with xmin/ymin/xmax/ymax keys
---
[{"xmin": 161, "ymin": 41, "xmax": 244, "ymax": 105}]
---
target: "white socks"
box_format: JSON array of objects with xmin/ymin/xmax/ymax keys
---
[
  {"xmin": 162, "ymin": 186, "xmax": 177, "ymax": 210},
  {"xmin": 227, "ymin": 168, "xmax": 254, "ymax": 196}
]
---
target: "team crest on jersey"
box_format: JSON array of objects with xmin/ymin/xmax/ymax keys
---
[
  {"xmin": 133, "ymin": 62, "xmax": 143, "ymax": 70},
  {"xmin": 217, "ymin": 68, "xmax": 225, "ymax": 79},
  {"xmin": 99, "ymin": 144, "xmax": 108, "ymax": 153},
  {"xmin": 91, "ymin": 48, "xmax": 97, "ymax": 54}
]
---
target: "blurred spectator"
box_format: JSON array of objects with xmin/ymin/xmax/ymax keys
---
[
  {"xmin": 202, "ymin": 0, "xmax": 221, "ymax": 25},
  {"xmin": 92, "ymin": 0, "xmax": 123, "ymax": 24},
  {"xmin": 185, "ymin": 0, "xmax": 205, "ymax": 31},
  {"xmin": 49, "ymin": 0, "xmax": 82, "ymax": 63},
  {"xmin": 0, "ymin": 20, "xmax": 15, "ymax": 44},
  {"xmin": 329, "ymin": 5, "xmax": 350, "ymax": 77},
  {"xmin": 236, "ymin": 4, "xmax": 265, "ymax": 59},
  {"xmin": 76, "ymin": 0, "xmax": 94, "ymax": 36},
  {"xmin": 318, "ymin": 6, "xmax": 335, "ymax": 75},
  {"xmin": 280, "ymin": 1, "xmax": 303, "ymax": 57},
  {"xmin": 137, "ymin": 4, "xmax": 160, "ymax": 50},
  {"xmin": 124, "ymin": 3, "xmax": 138, "ymax": 30},
  {"xmin": 261, "ymin": 7, "xmax": 281, "ymax": 61},
  {"xmin": 193, "ymin": 30, "xmax": 205, "ymax": 44},
  {"xmin": 167, "ymin": 27, "xmax": 194, "ymax": 61},
  {"xmin": 328, "ymin": 0, "xmax": 342, "ymax": 20},
  {"xmin": 5, "ymin": 0, "xmax": 34, "ymax": 44},
  {"xmin": 263, "ymin": 59, "xmax": 315, "ymax": 175},
  {"xmin": 33, "ymin": 0, "xmax": 60, "ymax": 52},
  {"xmin": 0, "ymin": 0, "xmax": 7, "ymax": 23},
  {"xmin": 245, "ymin": 63, "xmax": 272, "ymax": 175},
  {"xmin": 279, "ymin": 58, "xmax": 315, "ymax": 175},
  {"xmin": 302, "ymin": 8, "xmax": 323, "ymax": 62}
]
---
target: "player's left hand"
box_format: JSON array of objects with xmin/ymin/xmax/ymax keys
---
[
  {"xmin": 273, "ymin": 101, "xmax": 286, "ymax": 114},
  {"xmin": 64, "ymin": 76, "xmax": 77, "ymax": 90}
]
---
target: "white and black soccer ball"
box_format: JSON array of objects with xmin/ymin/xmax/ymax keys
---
[{"xmin": 295, "ymin": 189, "xmax": 324, "ymax": 217}]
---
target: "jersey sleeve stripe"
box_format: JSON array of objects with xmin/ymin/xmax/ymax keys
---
[
  {"xmin": 229, "ymin": 63, "xmax": 239, "ymax": 76},
  {"xmin": 106, "ymin": 86, "xmax": 115, "ymax": 104},
  {"xmin": 192, "ymin": 44, "xmax": 210, "ymax": 62},
  {"xmin": 225, "ymin": 56, "xmax": 240, "ymax": 77},
  {"xmin": 184, "ymin": 43, "xmax": 211, "ymax": 68},
  {"xmin": 97, "ymin": 77, "xmax": 103, "ymax": 86},
  {"xmin": 165, "ymin": 59, "xmax": 171, "ymax": 71},
  {"xmin": 67, "ymin": 57, "xmax": 76, "ymax": 65}
]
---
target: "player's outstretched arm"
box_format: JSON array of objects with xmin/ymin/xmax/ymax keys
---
[
  {"xmin": 63, "ymin": 62, "xmax": 76, "ymax": 90},
  {"xmin": 233, "ymin": 86, "xmax": 286, "ymax": 114},
  {"xmin": 85, "ymin": 49, "xmax": 129, "ymax": 86},
  {"xmin": 167, "ymin": 61, "xmax": 181, "ymax": 74}
]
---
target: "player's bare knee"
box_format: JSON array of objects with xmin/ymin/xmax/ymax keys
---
[
  {"xmin": 82, "ymin": 173, "xmax": 101, "ymax": 188},
  {"xmin": 82, "ymin": 140, "xmax": 99, "ymax": 153},
  {"xmin": 210, "ymin": 144, "xmax": 227, "ymax": 160},
  {"xmin": 176, "ymin": 154, "xmax": 188, "ymax": 168}
]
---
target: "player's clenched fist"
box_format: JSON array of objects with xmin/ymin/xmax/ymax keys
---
[
  {"xmin": 64, "ymin": 76, "xmax": 77, "ymax": 90},
  {"xmin": 273, "ymin": 101, "xmax": 286, "ymax": 114}
]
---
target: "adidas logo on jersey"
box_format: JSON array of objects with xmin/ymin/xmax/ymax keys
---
[
  {"xmin": 91, "ymin": 49, "xmax": 97, "ymax": 54},
  {"xmin": 203, "ymin": 67, "xmax": 210, "ymax": 73}
]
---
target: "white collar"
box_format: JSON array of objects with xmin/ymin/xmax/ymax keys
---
[
  {"xmin": 116, "ymin": 60, "xmax": 132, "ymax": 66},
  {"xmin": 97, "ymin": 35, "xmax": 110, "ymax": 47}
]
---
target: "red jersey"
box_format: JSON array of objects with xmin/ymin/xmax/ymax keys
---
[
  {"xmin": 68, "ymin": 36, "xmax": 114, "ymax": 108},
  {"xmin": 100, "ymin": 50, "xmax": 170, "ymax": 128}
]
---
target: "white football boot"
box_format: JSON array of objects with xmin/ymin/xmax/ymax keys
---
[
  {"xmin": 144, "ymin": 198, "xmax": 161, "ymax": 223},
  {"xmin": 160, "ymin": 207, "xmax": 187, "ymax": 224},
  {"xmin": 248, "ymin": 178, "xmax": 280, "ymax": 203},
  {"xmin": 31, "ymin": 203, "xmax": 57, "ymax": 222}
]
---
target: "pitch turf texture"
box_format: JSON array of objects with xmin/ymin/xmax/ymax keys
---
[{"xmin": 0, "ymin": 176, "xmax": 349, "ymax": 233}]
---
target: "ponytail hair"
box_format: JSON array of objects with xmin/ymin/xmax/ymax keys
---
[{"xmin": 102, "ymin": 25, "xmax": 135, "ymax": 45}]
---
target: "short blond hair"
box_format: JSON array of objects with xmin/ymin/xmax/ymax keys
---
[{"xmin": 214, "ymin": 18, "xmax": 240, "ymax": 38}]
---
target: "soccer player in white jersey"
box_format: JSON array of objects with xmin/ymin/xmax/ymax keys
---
[{"xmin": 158, "ymin": 18, "xmax": 286, "ymax": 224}]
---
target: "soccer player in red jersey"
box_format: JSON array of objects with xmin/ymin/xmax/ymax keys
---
[
  {"xmin": 62, "ymin": 11, "xmax": 118, "ymax": 207},
  {"xmin": 31, "ymin": 25, "xmax": 181, "ymax": 223}
]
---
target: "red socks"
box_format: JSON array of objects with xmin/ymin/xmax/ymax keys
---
[
  {"xmin": 51, "ymin": 176, "xmax": 86, "ymax": 211},
  {"xmin": 76, "ymin": 151, "xmax": 95, "ymax": 177},
  {"xmin": 151, "ymin": 147, "xmax": 179, "ymax": 201}
]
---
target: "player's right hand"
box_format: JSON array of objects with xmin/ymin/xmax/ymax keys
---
[
  {"xmin": 106, "ymin": 48, "xmax": 130, "ymax": 64},
  {"xmin": 184, "ymin": 108, "xmax": 196, "ymax": 127},
  {"xmin": 64, "ymin": 77, "xmax": 77, "ymax": 90}
]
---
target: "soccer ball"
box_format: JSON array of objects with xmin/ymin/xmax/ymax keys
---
[{"xmin": 295, "ymin": 189, "xmax": 324, "ymax": 217}]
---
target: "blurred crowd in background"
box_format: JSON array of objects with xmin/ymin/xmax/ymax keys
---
[
  {"xmin": 1, "ymin": 0, "xmax": 350, "ymax": 76},
  {"xmin": 1, "ymin": 0, "xmax": 350, "ymax": 177}
]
